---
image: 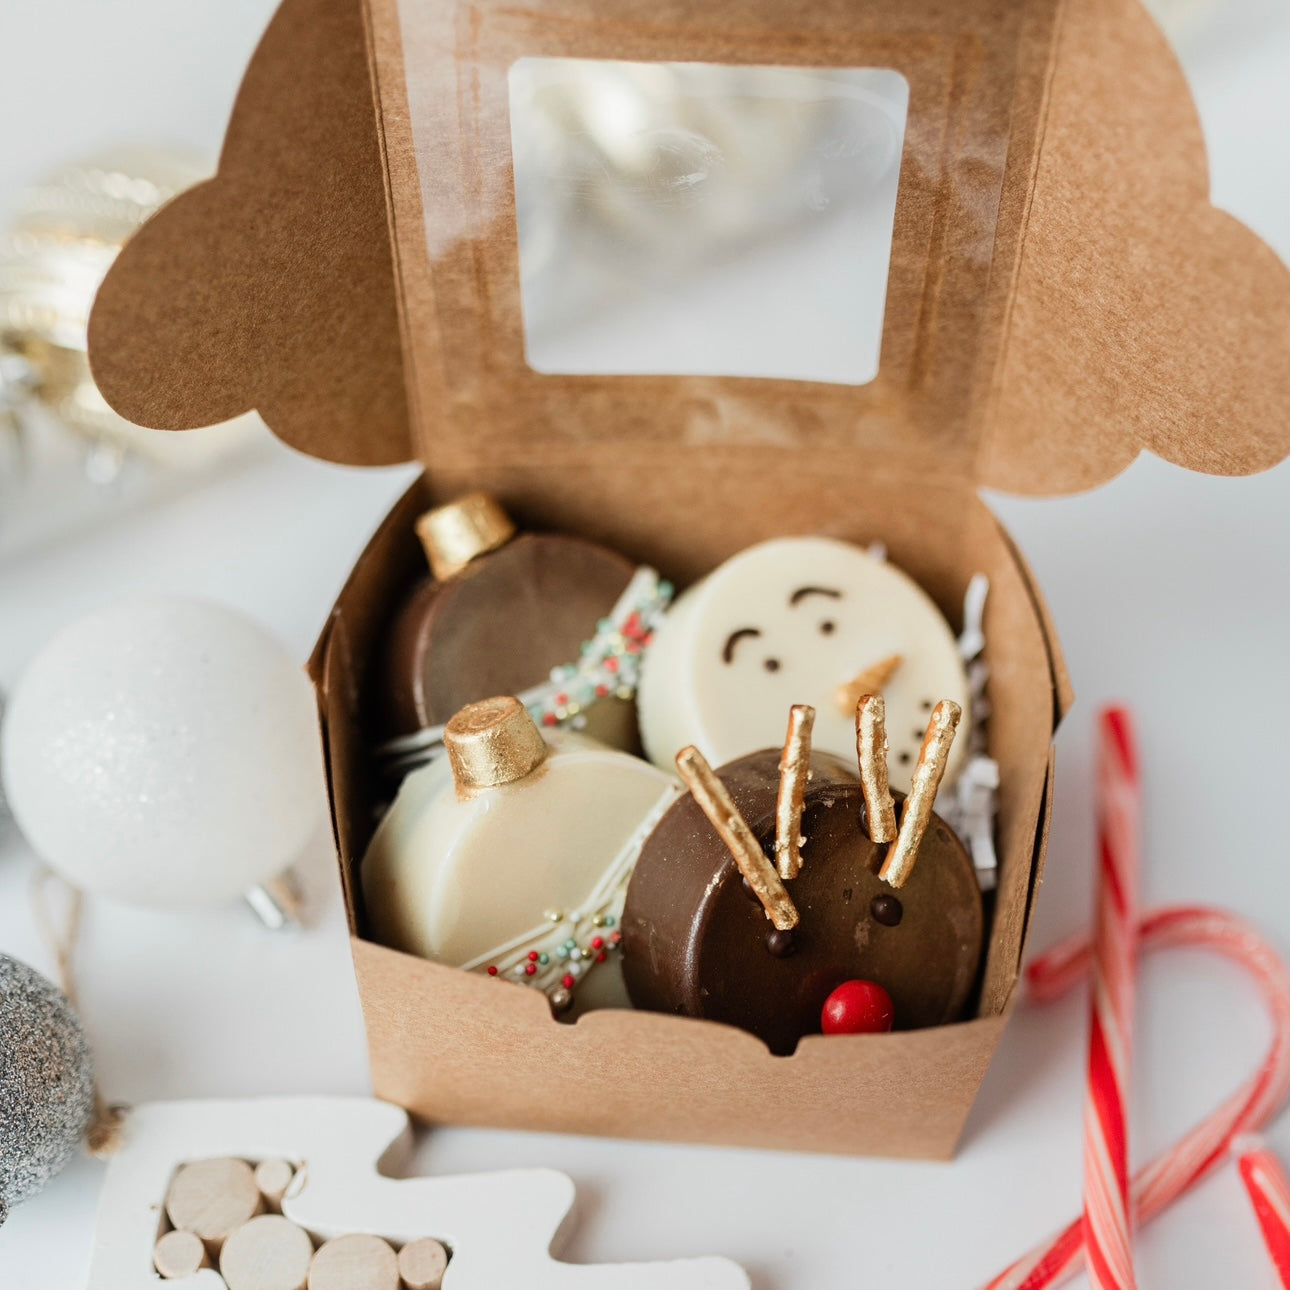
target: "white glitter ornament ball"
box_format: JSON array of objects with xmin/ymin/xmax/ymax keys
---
[{"xmin": 1, "ymin": 597, "xmax": 324, "ymax": 907}]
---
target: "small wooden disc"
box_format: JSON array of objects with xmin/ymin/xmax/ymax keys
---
[
  {"xmin": 254, "ymin": 1158, "xmax": 296, "ymax": 1210},
  {"xmin": 219, "ymin": 1214, "xmax": 314, "ymax": 1290},
  {"xmin": 307, "ymin": 1233, "xmax": 400, "ymax": 1290},
  {"xmin": 154, "ymin": 1229, "xmax": 210, "ymax": 1278},
  {"xmin": 397, "ymin": 1238, "xmax": 450, "ymax": 1290},
  {"xmin": 165, "ymin": 1157, "xmax": 264, "ymax": 1249}
]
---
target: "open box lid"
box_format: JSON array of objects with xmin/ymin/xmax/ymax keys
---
[{"xmin": 88, "ymin": 0, "xmax": 1290, "ymax": 496}]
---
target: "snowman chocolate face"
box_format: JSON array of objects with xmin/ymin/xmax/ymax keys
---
[{"xmin": 637, "ymin": 536, "xmax": 970, "ymax": 792}]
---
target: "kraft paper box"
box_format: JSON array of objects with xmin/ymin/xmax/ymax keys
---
[{"xmin": 89, "ymin": 0, "xmax": 1290, "ymax": 1157}]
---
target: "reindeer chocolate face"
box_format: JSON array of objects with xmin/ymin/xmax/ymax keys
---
[
  {"xmin": 622, "ymin": 700, "xmax": 984, "ymax": 1055},
  {"xmin": 636, "ymin": 537, "xmax": 971, "ymax": 793}
]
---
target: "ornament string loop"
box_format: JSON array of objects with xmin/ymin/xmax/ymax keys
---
[{"xmin": 29, "ymin": 867, "xmax": 125, "ymax": 1158}]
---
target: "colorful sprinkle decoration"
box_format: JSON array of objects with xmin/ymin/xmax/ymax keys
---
[
  {"xmin": 525, "ymin": 571, "xmax": 672, "ymax": 733},
  {"xmin": 460, "ymin": 787, "xmax": 677, "ymax": 1016},
  {"xmin": 482, "ymin": 924, "xmax": 626, "ymax": 1013}
]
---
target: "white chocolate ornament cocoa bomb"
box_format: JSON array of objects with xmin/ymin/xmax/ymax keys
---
[
  {"xmin": 363, "ymin": 697, "xmax": 675, "ymax": 1015},
  {"xmin": 638, "ymin": 537, "xmax": 971, "ymax": 793}
]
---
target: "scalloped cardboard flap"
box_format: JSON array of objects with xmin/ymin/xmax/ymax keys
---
[
  {"xmin": 88, "ymin": 0, "xmax": 1290, "ymax": 495},
  {"xmin": 89, "ymin": 0, "xmax": 409, "ymax": 467}
]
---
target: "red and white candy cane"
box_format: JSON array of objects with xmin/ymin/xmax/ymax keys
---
[
  {"xmin": 984, "ymin": 906, "xmax": 1290, "ymax": 1290},
  {"xmin": 1235, "ymin": 1136, "xmax": 1290, "ymax": 1286},
  {"xmin": 1083, "ymin": 708, "xmax": 1141, "ymax": 1290}
]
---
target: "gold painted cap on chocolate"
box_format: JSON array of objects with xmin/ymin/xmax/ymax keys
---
[
  {"xmin": 444, "ymin": 696, "xmax": 547, "ymax": 792},
  {"xmin": 415, "ymin": 491, "xmax": 516, "ymax": 580}
]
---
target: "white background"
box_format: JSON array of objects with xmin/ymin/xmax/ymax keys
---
[{"xmin": 2, "ymin": 1, "xmax": 1290, "ymax": 1286}]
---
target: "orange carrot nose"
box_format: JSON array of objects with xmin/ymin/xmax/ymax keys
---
[{"xmin": 834, "ymin": 654, "xmax": 902, "ymax": 716}]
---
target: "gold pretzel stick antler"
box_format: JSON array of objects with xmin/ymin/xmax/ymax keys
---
[
  {"xmin": 879, "ymin": 699, "xmax": 962, "ymax": 889},
  {"xmin": 676, "ymin": 746, "xmax": 800, "ymax": 931},
  {"xmin": 774, "ymin": 705, "xmax": 815, "ymax": 879},
  {"xmin": 855, "ymin": 694, "xmax": 898, "ymax": 844},
  {"xmin": 834, "ymin": 653, "xmax": 902, "ymax": 717}
]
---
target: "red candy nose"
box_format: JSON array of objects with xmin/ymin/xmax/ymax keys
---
[{"xmin": 821, "ymin": 980, "xmax": 895, "ymax": 1035}]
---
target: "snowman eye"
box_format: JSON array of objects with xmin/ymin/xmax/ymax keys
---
[
  {"xmin": 763, "ymin": 658, "xmax": 781, "ymax": 673},
  {"xmin": 722, "ymin": 627, "xmax": 761, "ymax": 664},
  {"xmin": 819, "ymin": 619, "xmax": 836, "ymax": 635},
  {"xmin": 789, "ymin": 585, "xmax": 842, "ymax": 607}
]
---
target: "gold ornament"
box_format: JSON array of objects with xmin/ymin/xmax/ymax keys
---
[
  {"xmin": 444, "ymin": 696, "xmax": 548, "ymax": 793},
  {"xmin": 414, "ymin": 492, "xmax": 517, "ymax": 581},
  {"xmin": 0, "ymin": 149, "xmax": 210, "ymax": 479}
]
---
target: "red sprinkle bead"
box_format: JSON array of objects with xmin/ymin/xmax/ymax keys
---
[
  {"xmin": 561, "ymin": 974, "xmax": 575, "ymax": 990},
  {"xmin": 524, "ymin": 963, "xmax": 538, "ymax": 977},
  {"xmin": 820, "ymin": 980, "xmax": 894, "ymax": 1036},
  {"xmin": 609, "ymin": 931, "xmax": 622, "ymax": 945},
  {"xmin": 542, "ymin": 713, "xmax": 557, "ymax": 726},
  {"xmin": 487, "ymin": 966, "xmax": 498, "ymax": 976},
  {"xmin": 590, "ymin": 936, "xmax": 604, "ymax": 950},
  {"xmin": 555, "ymin": 693, "xmax": 567, "ymax": 705},
  {"xmin": 604, "ymin": 658, "xmax": 619, "ymax": 673},
  {"xmin": 528, "ymin": 951, "xmax": 540, "ymax": 961},
  {"xmin": 596, "ymin": 951, "xmax": 608, "ymax": 963},
  {"xmin": 596, "ymin": 684, "xmax": 610, "ymax": 698}
]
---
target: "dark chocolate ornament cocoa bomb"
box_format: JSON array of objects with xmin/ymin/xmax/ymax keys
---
[
  {"xmin": 378, "ymin": 492, "xmax": 646, "ymax": 753},
  {"xmin": 622, "ymin": 701, "xmax": 985, "ymax": 1055}
]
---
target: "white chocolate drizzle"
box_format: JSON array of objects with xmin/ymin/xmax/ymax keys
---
[{"xmin": 461, "ymin": 781, "xmax": 682, "ymax": 1006}]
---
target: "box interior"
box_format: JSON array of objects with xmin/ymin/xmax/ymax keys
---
[{"xmin": 314, "ymin": 464, "xmax": 1062, "ymax": 1026}]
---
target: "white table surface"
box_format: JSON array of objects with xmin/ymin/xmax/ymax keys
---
[{"xmin": 2, "ymin": 1, "xmax": 1290, "ymax": 1286}]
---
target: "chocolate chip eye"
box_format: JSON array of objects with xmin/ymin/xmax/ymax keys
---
[
  {"xmin": 898, "ymin": 751, "xmax": 912, "ymax": 765},
  {"xmin": 764, "ymin": 657, "xmax": 781, "ymax": 673},
  {"xmin": 766, "ymin": 929, "xmax": 796, "ymax": 958},
  {"xmin": 819, "ymin": 620, "xmax": 836, "ymax": 635},
  {"xmin": 920, "ymin": 698, "xmax": 933, "ymax": 711},
  {"xmin": 871, "ymin": 894, "xmax": 903, "ymax": 926}
]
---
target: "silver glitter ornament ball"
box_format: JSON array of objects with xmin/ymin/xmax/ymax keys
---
[{"xmin": 0, "ymin": 954, "xmax": 94, "ymax": 1224}]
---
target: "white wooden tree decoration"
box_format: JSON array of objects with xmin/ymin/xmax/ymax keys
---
[{"xmin": 87, "ymin": 1098, "xmax": 750, "ymax": 1289}]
